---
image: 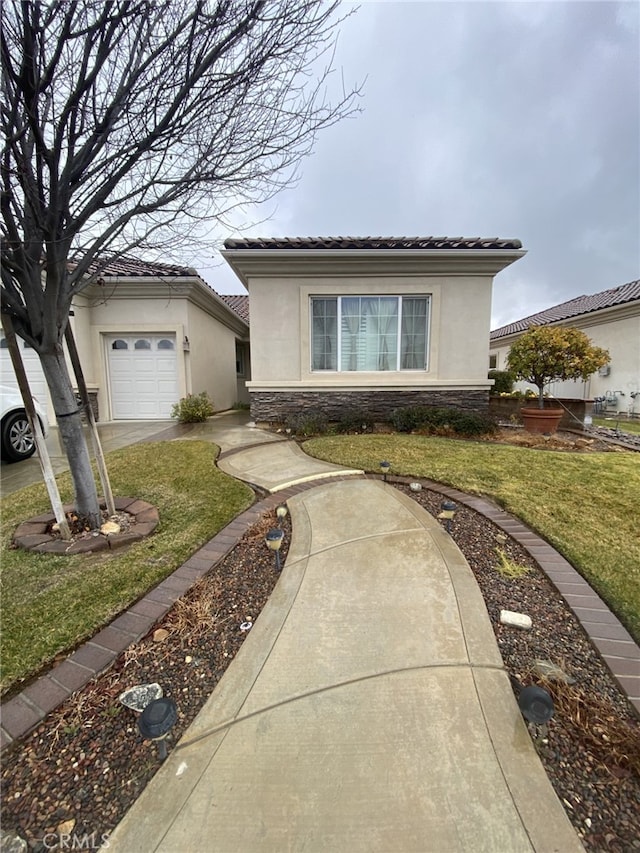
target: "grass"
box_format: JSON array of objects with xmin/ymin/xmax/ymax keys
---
[
  {"xmin": 494, "ymin": 547, "xmax": 530, "ymax": 579},
  {"xmin": 304, "ymin": 434, "xmax": 640, "ymax": 642},
  {"xmin": 593, "ymin": 416, "xmax": 640, "ymax": 435},
  {"xmin": 0, "ymin": 440, "xmax": 254, "ymax": 694}
]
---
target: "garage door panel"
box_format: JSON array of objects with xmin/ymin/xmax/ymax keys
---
[
  {"xmin": 107, "ymin": 335, "xmax": 177, "ymax": 420},
  {"xmin": 137, "ymin": 402, "xmax": 162, "ymax": 417},
  {"xmin": 1, "ymin": 337, "xmax": 48, "ymax": 403}
]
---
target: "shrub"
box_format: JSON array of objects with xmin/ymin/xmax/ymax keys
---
[
  {"xmin": 285, "ymin": 409, "xmax": 328, "ymax": 436},
  {"xmin": 171, "ymin": 391, "xmax": 215, "ymax": 423},
  {"xmin": 390, "ymin": 405, "xmax": 497, "ymax": 437},
  {"xmin": 333, "ymin": 410, "xmax": 375, "ymax": 434},
  {"xmin": 488, "ymin": 369, "xmax": 515, "ymax": 395},
  {"xmin": 446, "ymin": 411, "xmax": 497, "ymax": 437},
  {"xmin": 390, "ymin": 406, "xmax": 433, "ymax": 433}
]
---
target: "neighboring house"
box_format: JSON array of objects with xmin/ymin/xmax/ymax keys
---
[
  {"xmin": 490, "ymin": 280, "xmax": 640, "ymax": 416},
  {"xmin": 1, "ymin": 257, "xmax": 250, "ymax": 423},
  {"xmin": 222, "ymin": 236, "xmax": 525, "ymax": 422}
]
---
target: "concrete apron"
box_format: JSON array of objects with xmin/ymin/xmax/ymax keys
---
[{"xmin": 107, "ymin": 480, "xmax": 582, "ymax": 853}]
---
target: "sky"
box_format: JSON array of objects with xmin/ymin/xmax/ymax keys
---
[{"xmin": 188, "ymin": 0, "xmax": 639, "ymax": 330}]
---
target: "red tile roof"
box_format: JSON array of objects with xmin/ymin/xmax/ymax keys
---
[
  {"xmin": 218, "ymin": 294, "xmax": 249, "ymax": 323},
  {"xmin": 87, "ymin": 256, "xmax": 197, "ymax": 277},
  {"xmin": 224, "ymin": 236, "xmax": 523, "ymax": 251},
  {"xmin": 491, "ymin": 280, "xmax": 640, "ymax": 340}
]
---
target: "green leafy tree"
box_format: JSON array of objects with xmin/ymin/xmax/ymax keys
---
[{"xmin": 506, "ymin": 326, "xmax": 609, "ymax": 408}]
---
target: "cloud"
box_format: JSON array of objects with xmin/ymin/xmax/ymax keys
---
[{"xmin": 191, "ymin": 1, "xmax": 639, "ymax": 329}]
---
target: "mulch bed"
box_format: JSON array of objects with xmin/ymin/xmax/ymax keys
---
[{"xmin": 1, "ymin": 491, "xmax": 639, "ymax": 852}]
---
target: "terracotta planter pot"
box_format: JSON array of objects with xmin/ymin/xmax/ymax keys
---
[{"xmin": 520, "ymin": 406, "xmax": 564, "ymax": 435}]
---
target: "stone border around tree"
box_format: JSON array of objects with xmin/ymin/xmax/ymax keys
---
[{"xmin": 12, "ymin": 497, "xmax": 159, "ymax": 555}]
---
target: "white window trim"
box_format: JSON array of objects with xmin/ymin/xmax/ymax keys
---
[{"xmin": 310, "ymin": 294, "xmax": 431, "ymax": 373}]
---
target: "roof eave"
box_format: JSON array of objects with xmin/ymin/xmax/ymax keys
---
[{"xmin": 222, "ymin": 247, "xmax": 527, "ymax": 287}]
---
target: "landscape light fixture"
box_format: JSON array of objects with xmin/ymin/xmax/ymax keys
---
[
  {"xmin": 517, "ymin": 684, "xmax": 555, "ymax": 725},
  {"xmin": 137, "ymin": 697, "xmax": 178, "ymax": 760},
  {"xmin": 438, "ymin": 500, "xmax": 457, "ymax": 533},
  {"xmin": 509, "ymin": 675, "xmax": 555, "ymax": 737},
  {"xmin": 276, "ymin": 504, "xmax": 288, "ymax": 526},
  {"xmin": 265, "ymin": 528, "xmax": 284, "ymax": 571},
  {"xmin": 379, "ymin": 460, "xmax": 391, "ymax": 482}
]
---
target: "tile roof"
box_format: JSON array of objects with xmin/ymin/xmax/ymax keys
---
[
  {"xmin": 224, "ymin": 236, "xmax": 523, "ymax": 251},
  {"xmin": 85, "ymin": 256, "xmax": 197, "ymax": 278},
  {"xmin": 491, "ymin": 279, "xmax": 640, "ymax": 340},
  {"xmin": 218, "ymin": 294, "xmax": 249, "ymax": 323}
]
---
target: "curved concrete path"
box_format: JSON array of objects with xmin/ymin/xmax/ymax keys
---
[{"xmin": 108, "ymin": 479, "xmax": 582, "ymax": 853}]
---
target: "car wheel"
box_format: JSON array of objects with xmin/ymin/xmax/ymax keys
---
[{"xmin": 1, "ymin": 411, "xmax": 36, "ymax": 462}]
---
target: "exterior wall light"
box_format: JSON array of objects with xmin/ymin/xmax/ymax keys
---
[
  {"xmin": 137, "ymin": 697, "xmax": 178, "ymax": 760},
  {"xmin": 265, "ymin": 528, "xmax": 284, "ymax": 570},
  {"xmin": 379, "ymin": 460, "xmax": 391, "ymax": 482},
  {"xmin": 438, "ymin": 500, "xmax": 457, "ymax": 533}
]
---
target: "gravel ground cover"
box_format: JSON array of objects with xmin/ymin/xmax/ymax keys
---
[{"xmin": 1, "ymin": 490, "xmax": 639, "ymax": 852}]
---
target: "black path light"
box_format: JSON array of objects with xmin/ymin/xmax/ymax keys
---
[
  {"xmin": 517, "ymin": 684, "xmax": 555, "ymax": 725},
  {"xmin": 438, "ymin": 500, "xmax": 457, "ymax": 533},
  {"xmin": 379, "ymin": 460, "xmax": 391, "ymax": 482},
  {"xmin": 138, "ymin": 697, "xmax": 178, "ymax": 760},
  {"xmin": 276, "ymin": 504, "xmax": 288, "ymax": 527},
  {"xmin": 510, "ymin": 676, "xmax": 554, "ymax": 736},
  {"xmin": 265, "ymin": 527, "xmax": 284, "ymax": 570}
]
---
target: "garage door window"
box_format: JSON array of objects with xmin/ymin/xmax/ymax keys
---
[
  {"xmin": 112, "ymin": 340, "xmax": 128, "ymax": 350},
  {"xmin": 158, "ymin": 339, "xmax": 174, "ymax": 350},
  {"xmin": 134, "ymin": 339, "xmax": 151, "ymax": 350}
]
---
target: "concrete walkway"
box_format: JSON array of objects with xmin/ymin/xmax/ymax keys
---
[{"xmin": 108, "ymin": 461, "xmax": 583, "ymax": 850}]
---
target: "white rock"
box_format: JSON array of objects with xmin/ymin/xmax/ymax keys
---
[
  {"xmin": 500, "ymin": 610, "xmax": 532, "ymax": 630},
  {"xmin": 100, "ymin": 520, "xmax": 120, "ymax": 535},
  {"xmin": 118, "ymin": 682, "xmax": 163, "ymax": 711}
]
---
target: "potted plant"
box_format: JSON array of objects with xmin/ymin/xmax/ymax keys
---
[{"xmin": 506, "ymin": 326, "xmax": 609, "ymax": 434}]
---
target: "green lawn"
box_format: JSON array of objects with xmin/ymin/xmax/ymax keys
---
[
  {"xmin": 1, "ymin": 441, "xmax": 254, "ymax": 693},
  {"xmin": 304, "ymin": 434, "xmax": 640, "ymax": 643}
]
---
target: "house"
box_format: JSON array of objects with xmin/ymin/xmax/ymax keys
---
[
  {"xmin": 490, "ymin": 280, "xmax": 640, "ymax": 416},
  {"xmin": 221, "ymin": 236, "xmax": 525, "ymax": 423},
  {"xmin": 1, "ymin": 258, "xmax": 250, "ymax": 423}
]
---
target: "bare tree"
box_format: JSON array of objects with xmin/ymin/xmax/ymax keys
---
[{"xmin": 1, "ymin": 0, "xmax": 359, "ymax": 525}]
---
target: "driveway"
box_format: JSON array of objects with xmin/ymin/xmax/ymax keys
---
[{"xmin": 0, "ymin": 421, "xmax": 177, "ymax": 496}]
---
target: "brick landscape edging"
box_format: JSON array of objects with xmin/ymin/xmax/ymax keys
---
[
  {"xmin": 380, "ymin": 474, "xmax": 640, "ymax": 717},
  {"xmin": 0, "ymin": 478, "xmax": 355, "ymax": 751},
  {"xmin": 2, "ymin": 473, "xmax": 638, "ymax": 751}
]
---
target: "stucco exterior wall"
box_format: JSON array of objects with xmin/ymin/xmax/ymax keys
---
[
  {"xmin": 247, "ymin": 274, "xmax": 494, "ymax": 389},
  {"xmin": 186, "ymin": 300, "xmax": 240, "ymax": 411}
]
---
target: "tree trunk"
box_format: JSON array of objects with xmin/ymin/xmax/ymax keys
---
[{"xmin": 39, "ymin": 348, "xmax": 101, "ymax": 528}]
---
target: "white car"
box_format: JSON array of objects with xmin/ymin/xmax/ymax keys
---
[{"xmin": 1, "ymin": 385, "xmax": 49, "ymax": 462}]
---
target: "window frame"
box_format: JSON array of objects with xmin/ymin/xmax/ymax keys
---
[{"xmin": 310, "ymin": 294, "xmax": 430, "ymax": 373}]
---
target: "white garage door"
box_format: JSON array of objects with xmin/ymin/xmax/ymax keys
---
[
  {"xmin": 0, "ymin": 334, "xmax": 48, "ymax": 402},
  {"xmin": 107, "ymin": 334, "xmax": 177, "ymax": 419}
]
